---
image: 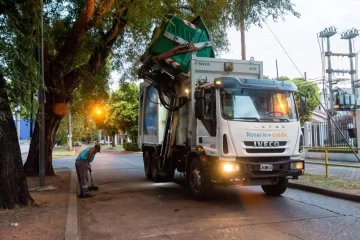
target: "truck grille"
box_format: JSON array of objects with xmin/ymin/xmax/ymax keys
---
[
  {"xmin": 245, "ymin": 148, "xmax": 285, "ymax": 154},
  {"xmin": 237, "ymin": 156, "xmax": 290, "ymax": 162},
  {"xmin": 244, "ymin": 141, "xmax": 287, "ymax": 147}
]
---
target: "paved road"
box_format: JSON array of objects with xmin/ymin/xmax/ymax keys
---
[{"xmin": 71, "ymin": 150, "xmax": 360, "ymax": 240}]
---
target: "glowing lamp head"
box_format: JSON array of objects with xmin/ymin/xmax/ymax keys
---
[
  {"xmin": 222, "ymin": 163, "xmax": 240, "ymax": 173},
  {"xmin": 214, "ymin": 79, "xmax": 223, "ymax": 89},
  {"xmin": 223, "ymin": 163, "xmax": 234, "ymax": 172}
]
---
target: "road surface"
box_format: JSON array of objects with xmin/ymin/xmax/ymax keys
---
[{"xmin": 55, "ymin": 150, "xmax": 360, "ymax": 240}]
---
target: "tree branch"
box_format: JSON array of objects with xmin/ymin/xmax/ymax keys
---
[
  {"xmin": 90, "ymin": 0, "xmax": 115, "ymax": 27},
  {"xmin": 52, "ymin": 0, "xmax": 95, "ymax": 70},
  {"xmin": 63, "ymin": 9, "xmax": 128, "ymax": 94},
  {"xmin": 104, "ymin": 9, "xmax": 128, "ymax": 45},
  {"xmin": 0, "ymin": 0, "xmax": 22, "ymax": 19}
]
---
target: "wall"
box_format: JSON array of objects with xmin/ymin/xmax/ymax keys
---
[{"xmin": 13, "ymin": 119, "xmax": 32, "ymax": 140}]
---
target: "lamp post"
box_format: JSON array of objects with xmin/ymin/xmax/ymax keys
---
[
  {"xmin": 340, "ymin": 28, "xmax": 359, "ymax": 103},
  {"xmin": 319, "ymin": 26, "xmax": 337, "ymax": 147},
  {"xmin": 38, "ymin": 0, "xmax": 45, "ymax": 187}
]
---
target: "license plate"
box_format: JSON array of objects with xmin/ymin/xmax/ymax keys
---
[{"xmin": 260, "ymin": 164, "xmax": 273, "ymax": 171}]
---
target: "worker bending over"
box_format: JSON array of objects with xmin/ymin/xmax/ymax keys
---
[{"xmin": 75, "ymin": 144, "xmax": 101, "ymax": 198}]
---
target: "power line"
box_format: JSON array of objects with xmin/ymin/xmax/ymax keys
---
[{"xmin": 264, "ymin": 22, "xmax": 304, "ymax": 78}]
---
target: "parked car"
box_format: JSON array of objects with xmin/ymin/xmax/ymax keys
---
[
  {"xmin": 99, "ymin": 140, "xmax": 105, "ymax": 145},
  {"xmin": 74, "ymin": 141, "xmax": 82, "ymax": 147}
]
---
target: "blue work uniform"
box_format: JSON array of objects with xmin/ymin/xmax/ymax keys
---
[
  {"xmin": 76, "ymin": 147, "xmax": 96, "ymax": 162},
  {"xmin": 75, "ymin": 147, "xmax": 97, "ymax": 196}
]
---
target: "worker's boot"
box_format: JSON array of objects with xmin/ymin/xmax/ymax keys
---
[{"xmin": 79, "ymin": 193, "xmax": 94, "ymax": 198}]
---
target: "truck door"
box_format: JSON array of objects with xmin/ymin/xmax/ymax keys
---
[{"xmin": 197, "ymin": 87, "xmax": 217, "ymax": 154}]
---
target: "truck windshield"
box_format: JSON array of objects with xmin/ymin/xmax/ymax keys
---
[{"xmin": 220, "ymin": 88, "xmax": 298, "ymax": 122}]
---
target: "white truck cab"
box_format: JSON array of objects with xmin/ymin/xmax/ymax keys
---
[{"xmin": 138, "ymin": 56, "xmax": 305, "ymax": 200}]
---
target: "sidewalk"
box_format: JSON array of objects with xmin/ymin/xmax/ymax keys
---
[{"xmin": 304, "ymin": 158, "xmax": 360, "ymax": 181}]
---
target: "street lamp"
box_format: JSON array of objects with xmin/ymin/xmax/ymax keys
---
[{"xmin": 39, "ymin": 0, "xmax": 45, "ymax": 187}]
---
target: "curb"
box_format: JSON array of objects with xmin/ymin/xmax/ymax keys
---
[
  {"xmin": 288, "ymin": 182, "xmax": 360, "ymax": 202},
  {"xmin": 65, "ymin": 171, "xmax": 79, "ymax": 240}
]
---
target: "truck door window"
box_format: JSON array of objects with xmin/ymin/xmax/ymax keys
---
[
  {"xmin": 204, "ymin": 88, "xmax": 214, "ymax": 119},
  {"xmin": 201, "ymin": 88, "xmax": 216, "ymax": 136}
]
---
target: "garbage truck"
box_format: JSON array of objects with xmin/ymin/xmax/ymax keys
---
[{"xmin": 137, "ymin": 15, "xmax": 305, "ymax": 199}]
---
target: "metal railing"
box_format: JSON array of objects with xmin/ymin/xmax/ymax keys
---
[
  {"xmin": 310, "ymin": 119, "xmax": 355, "ymax": 148},
  {"xmin": 304, "ymin": 146, "xmax": 360, "ymax": 178}
]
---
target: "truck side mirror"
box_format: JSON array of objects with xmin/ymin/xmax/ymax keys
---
[
  {"xmin": 195, "ymin": 99, "xmax": 205, "ymax": 119},
  {"xmin": 195, "ymin": 89, "xmax": 205, "ymax": 119},
  {"xmin": 300, "ymin": 96, "xmax": 306, "ymax": 116}
]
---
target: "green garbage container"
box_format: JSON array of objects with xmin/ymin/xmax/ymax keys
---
[{"xmin": 141, "ymin": 15, "xmax": 215, "ymax": 73}]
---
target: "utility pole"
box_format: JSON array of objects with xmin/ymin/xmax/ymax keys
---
[
  {"xmin": 98, "ymin": 129, "xmax": 102, "ymax": 144},
  {"xmin": 341, "ymin": 29, "xmax": 359, "ymax": 103},
  {"xmin": 240, "ymin": 21, "xmax": 246, "ymax": 60},
  {"xmin": 276, "ymin": 59, "xmax": 279, "ymax": 80},
  {"xmin": 39, "ymin": 0, "xmax": 45, "ymax": 187},
  {"xmin": 319, "ymin": 27, "xmax": 337, "ymax": 146},
  {"xmin": 319, "ymin": 27, "xmax": 359, "ymax": 147},
  {"xmin": 30, "ymin": 91, "xmax": 34, "ymax": 139},
  {"xmin": 67, "ymin": 110, "xmax": 72, "ymax": 151},
  {"xmin": 239, "ymin": 0, "xmax": 248, "ymax": 60},
  {"xmin": 356, "ymin": 54, "xmax": 359, "ymax": 81},
  {"xmin": 304, "ymin": 72, "xmax": 307, "ymax": 81},
  {"xmin": 15, "ymin": 105, "xmax": 20, "ymax": 139}
]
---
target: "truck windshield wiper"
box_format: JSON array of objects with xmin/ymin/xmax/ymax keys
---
[
  {"xmin": 232, "ymin": 117, "xmax": 260, "ymax": 122},
  {"xmin": 261, "ymin": 117, "xmax": 290, "ymax": 122}
]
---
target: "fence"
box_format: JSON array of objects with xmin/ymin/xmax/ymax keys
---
[
  {"xmin": 304, "ymin": 147, "xmax": 360, "ymax": 178},
  {"xmin": 309, "ymin": 118, "xmax": 355, "ymax": 148}
]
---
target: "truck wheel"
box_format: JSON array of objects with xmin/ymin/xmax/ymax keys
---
[
  {"xmin": 143, "ymin": 151, "xmax": 152, "ymax": 179},
  {"xmin": 261, "ymin": 177, "xmax": 288, "ymax": 196},
  {"xmin": 151, "ymin": 152, "xmax": 162, "ymax": 182},
  {"xmin": 189, "ymin": 158, "xmax": 213, "ymax": 200}
]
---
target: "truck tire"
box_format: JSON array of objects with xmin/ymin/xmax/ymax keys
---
[
  {"xmin": 151, "ymin": 152, "xmax": 162, "ymax": 182},
  {"xmin": 261, "ymin": 177, "xmax": 288, "ymax": 196},
  {"xmin": 143, "ymin": 151, "xmax": 152, "ymax": 179},
  {"xmin": 189, "ymin": 158, "xmax": 213, "ymax": 200}
]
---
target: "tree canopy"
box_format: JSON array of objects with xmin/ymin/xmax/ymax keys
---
[
  {"xmin": 225, "ymin": 0, "xmax": 300, "ymax": 30},
  {"xmin": 292, "ymin": 79, "xmax": 321, "ymax": 124},
  {"xmin": 270, "ymin": 76, "xmax": 321, "ymax": 124},
  {"xmin": 106, "ymin": 82, "xmax": 139, "ymax": 141}
]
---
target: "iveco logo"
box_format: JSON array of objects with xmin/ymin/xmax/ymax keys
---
[{"xmin": 254, "ymin": 141, "xmax": 280, "ymax": 147}]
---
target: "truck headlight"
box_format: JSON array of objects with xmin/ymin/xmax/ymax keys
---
[
  {"xmin": 222, "ymin": 163, "xmax": 240, "ymax": 172},
  {"xmin": 290, "ymin": 161, "xmax": 304, "ymax": 170}
]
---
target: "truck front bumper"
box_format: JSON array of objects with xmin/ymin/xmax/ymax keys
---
[{"xmin": 211, "ymin": 159, "xmax": 305, "ymax": 186}]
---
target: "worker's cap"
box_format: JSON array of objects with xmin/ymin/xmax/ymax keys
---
[{"xmin": 94, "ymin": 144, "xmax": 101, "ymax": 152}]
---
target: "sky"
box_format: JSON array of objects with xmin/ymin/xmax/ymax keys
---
[
  {"xmin": 111, "ymin": 0, "xmax": 360, "ymax": 90},
  {"xmin": 221, "ymin": 0, "xmax": 360, "ymax": 84}
]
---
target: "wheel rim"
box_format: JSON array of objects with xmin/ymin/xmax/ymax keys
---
[{"xmin": 190, "ymin": 168, "xmax": 201, "ymax": 193}]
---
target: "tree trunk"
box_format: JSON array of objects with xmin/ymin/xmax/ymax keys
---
[
  {"xmin": 112, "ymin": 132, "xmax": 116, "ymax": 147},
  {"xmin": 24, "ymin": 95, "xmax": 63, "ymax": 176},
  {"xmin": 0, "ymin": 73, "xmax": 32, "ymax": 209}
]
